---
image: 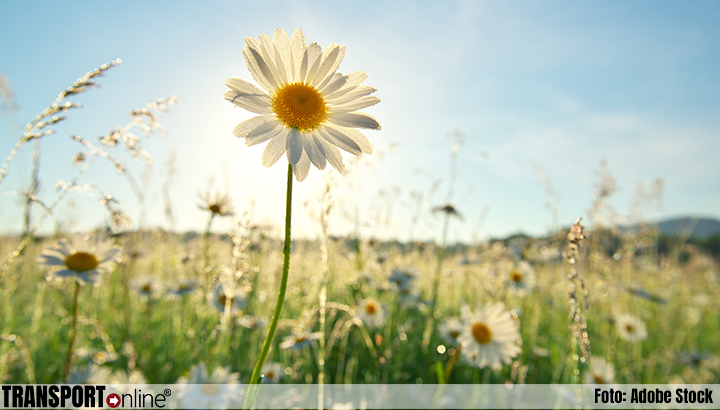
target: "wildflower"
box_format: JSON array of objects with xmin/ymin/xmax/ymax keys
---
[
  {"xmin": 356, "ymin": 298, "xmax": 385, "ymax": 328},
  {"xmin": 166, "ymin": 279, "xmax": 200, "ymax": 299},
  {"xmin": 176, "ymin": 363, "xmax": 240, "ymax": 409},
  {"xmin": 615, "ymin": 313, "xmax": 648, "ymax": 343},
  {"xmin": 260, "ymin": 362, "xmax": 283, "ymax": 384},
  {"xmin": 111, "ymin": 369, "xmax": 148, "ymax": 384},
  {"xmin": 388, "ymin": 267, "xmax": 418, "ymax": 288},
  {"xmin": 237, "ymin": 315, "xmax": 267, "ymax": 330},
  {"xmin": 131, "ymin": 276, "xmax": 163, "ymax": 299},
  {"xmin": 198, "ymin": 191, "xmax": 234, "ymax": 217},
  {"xmin": 438, "ymin": 317, "xmax": 464, "ymax": 346},
  {"xmin": 458, "ymin": 302, "xmax": 522, "ymax": 370},
  {"xmin": 584, "ymin": 357, "xmax": 616, "ymax": 384},
  {"xmin": 506, "ymin": 261, "xmax": 537, "ymax": 295},
  {"xmin": 208, "ymin": 284, "xmax": 246, "ymax": 314},
  {"xmin": 397, "ymin": 283, "xmax": 420, "ymax": 306},
  {"xmin": 279, "ymin": 329, "xmax": 322, "ymax": 350},
  {"xmin": 39, "ymin": 236, "xmax": 120, "ymax": 286},
  {"xmin": 225, "ymin": 28, "xmax": 381, "ymax": 181}
]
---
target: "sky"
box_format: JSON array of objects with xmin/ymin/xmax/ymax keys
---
[{"xmin": 1, "ymin": 1, "xmax": 719, "ymax": 243}]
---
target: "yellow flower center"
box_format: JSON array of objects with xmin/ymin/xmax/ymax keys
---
[
  {"xmin": 209, "ymin": 204, "xmax": 222, "ymax": 214},
  {"xmin": 625, "ymin": 324, "xmax": 634, "ymax": 333},
  {"xmin": 471, "ymin": 322, "xmax": 492, "ymax": 344},
  {"xmin": 449, "ymin": 330, "xmax": 460, "ymax": 339},
  {"xmin": 141, "ymin": 284, "xmax": 152, "ymax": 293},
  {"xmin": 200, "ymin": 385, "xmax": 219, "ymax": 396},
  {"xmin": 365, "ymin": 303, "xmax": 377, "ymax": 315},
  {"xmin": 65, "ymin": 252, "xmax": 99, "ymax": 272},
  {"xmin": 594, "ymin": 375, "xmax": 605, "ymax": 384},
  {"xmin": 219, "ymin": 294, "xmax": 232, "ymax": 308},
  {"xmin": 510, "ymin": 270, "xmax": 523, "ymax": 283},
  {"xmin": 273, "ymin": 83, "xmax": 327, "ymax": 130}
]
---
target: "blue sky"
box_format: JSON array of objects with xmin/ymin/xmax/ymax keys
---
[{"xmin": 1, "ymin": 1, "xmax": 719, "ymax": 242}]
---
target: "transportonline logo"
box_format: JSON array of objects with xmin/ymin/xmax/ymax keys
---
[{"xmin": 1, "ymin": 386, "xmax": 171, "ymax": 409}]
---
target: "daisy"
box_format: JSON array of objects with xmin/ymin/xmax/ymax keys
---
[
  {"xmin": 388, "ymin": 267, "xmax": 418, "ymax": 288},
  {"xmin": 438, "ymin": 317, "xmax": 464, "ymax": 346},
  {"xmin": 208, "ymin": 284, "xmax": 246, "ymax": 314},
  {"xmin": 279, "ymin": 329, "xmax": 322, "ymax": 350},
  {"xmin": 260, "ymin": 362, "xmax": 283, "ymax": 384},
  {"xmin": 198, "ymin": 191, "xmax": 234, "ymax": 217},
  {"xmin": 356, "ymin": 298, "xmax": 385, "ymax": 328},
  {"xmin": 131, "ymin": 276, "xmax": 163, "ymax": 299},
  {"xmin": 584, "ymin": 357, "xmax": 616, "ymax": 385},
  {"xmin": 176, "ymin": 363, "xmax": 240, "ymax": 409},
  {"xmin": 237, "ymin": 315, "xmax": 267, "ymax": 330},
  {"xmin": 225, "ymin": 28, "xmax": 381, "ymax": 181},
  {"xmin": 396, "ymin": 283, "xmax": 420, "ymax": 306},
  {"xmin": 615, "ymin": 313, "xmax": 648, "ymax": 343},
  {"xmin": 38, "ymin": 236, "xmax": 120, "ymax": 286},
  {"xmin": 165, "ymin": 279, "xmax": 200, "ymax": 299},
  {"xmin": 506, "ymin": 261, "xmax": 537, "ymax": 294},
  {"xmin": 458, "ymin": 302, "xmax": 522, "ymax": 370}
]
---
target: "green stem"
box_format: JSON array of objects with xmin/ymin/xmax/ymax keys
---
[
  {"xmin": 63, "ymin": 281, "xmax": 81, "ymax": 383},
  {"xmin": 243, "ymin": 164, "xmax": 293, "ymax": 409}
]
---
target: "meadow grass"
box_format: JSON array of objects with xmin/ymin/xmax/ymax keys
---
[{"xmin": 0, "ymin": 225, "xmax": 717, "ymax": 386}]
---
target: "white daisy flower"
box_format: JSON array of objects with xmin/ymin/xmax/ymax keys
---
[
  {"xmin": 176, "ymin": 363, "xmax": 240, "ymax": 410},
  {"xmin": 260, "ymin": 362, "xmax": 283, "ymax": 384},
  {"xmin": 396, "ymin": 283, "xmax": 420, "ymax": 306},
  {"xmin": 506, "ymin": 261, "xmax": 536, "ymax": 295},
  {"xmin": 131, "ymin": 276, "xmax": 163, "ymax": 299},
  {"xmin": 237, "ymin": 315, "xmax": 267, "ymax": 330},
  {"xmin": 165, "ymin": 279, "xmax": 200, "ymax": 299},
  {"xmin": 208, "ymin": 284, "xmax": 246, "ymax": 315},
  {"xmin": 388, "ymin": 267, "xmax": 418, "ymax": 288},
  {"xmin": 438, "ymin": 317, "xmax": 464, "ymax": 346},
  {"xmin": 279, "ymin": 328, "xmax": 322, "ymax": 350},
  {"xmin": 225, "ymin": 28, "xmax": 381, "ymax": 181},
  {"xmin": 584, "ymin": 357, "xmax": 616, "ymax": 385},
  {"xmin": 38, "ymin": 237, "xmax": 120, "ymax": 286},
  {"xmin": 458, "ymin": 302, "xmax": 522, "ymax": 370},
  {"xmin": 615, "ymin": 313, "xmax": 648, "ymax": 343},
  {"xmin": 356, "ymin": 298, "xmax": 385, "ymax": 328}
]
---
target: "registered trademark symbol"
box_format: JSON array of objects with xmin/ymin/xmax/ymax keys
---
[{"xmin": 164, "ymin": 389, "xmax": 172, "ymax": 396}]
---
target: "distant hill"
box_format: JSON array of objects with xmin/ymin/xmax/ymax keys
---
[{"xmin": 656, "ymin": 217, "xmax": 720, "ymax": 238}]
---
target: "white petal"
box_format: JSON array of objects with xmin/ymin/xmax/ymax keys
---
[
  {"xmin": 245, "ymin": 120, "xmax": 284, "ymax": 147},
  {"xmin": 273, "ymin": 28, "xmax": 293, "ymax": 81},
  {"xmin": 315, "ymin": 135, "xmax": 345, "ymax": 173},
  {"xmin": 318, "ymin": 126, "xmax": 361, "ymax": 155},
  {"xmin": 290, "ymin": 29, "xmax": 306, "ymax": 82},
  {"xmin": 318, "ymin": 73, "xmax": 347, "ymax": 95},
  {"xmin": 327, "ymin": 112, "xmax": 381, "ymax": 130},
  {"xmin": 293, "ymin": 150, "xmax": 311, "ymax": 182},
  {"xmin": 262, "ymin": 129, "xmax": 289, "ymax": 167},
  {"xmin": 324, "ymin": 71, "xmax": 368, "ymax": 99},
  {"xmin": 303, "ymin": 133, "xmax": 326, "ymax": 170},
  {"xmin": 325, "ymin": 124, "xmax": 373, "ymax": 154},
  {"xmin": 330, "ymin": 96, "xmax": 380, "ymax": 113},
  {"xmin": 243, "ymin": 44, "xmax": 279, "ymax": 92},
  {"xmin": 302, "ymin": 43, "xmax": 322, "ymax": 83},
  {"xmin": 286, "ymin": 128, "xmax": 303, "ymax": 165},
  {"xmin": 259, "ymin": 33, "xmax": 287, "ymax": 85},
  {"xmin": 326, "ymin": 86, "xmax": 377, "ymax": 105},
  {"xmin": 39, "ymin": 254, "xmax": 66, "ymax": 267},
  {"xmin": 224, "ymin": 78, "xmax": 273, "ymax": 114},
  {"xmin": 311, "ymin": 44, "xmax": 345, "ymax": 90},
  {"xmin": 232, "ymin": 115, "xmax": 275, "ymax": 139}
]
